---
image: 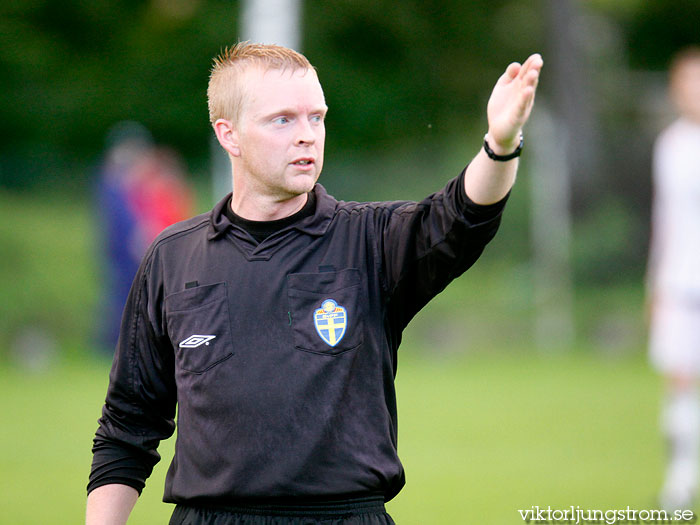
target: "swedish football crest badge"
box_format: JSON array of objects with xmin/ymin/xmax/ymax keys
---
[{"xmin": 313, "ymin": 299, "xmax": 347, "ymax": 347}]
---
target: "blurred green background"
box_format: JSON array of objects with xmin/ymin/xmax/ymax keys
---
[{"xmin": 1, "ymin": 0, "xmax": 699, "ymax": 523}]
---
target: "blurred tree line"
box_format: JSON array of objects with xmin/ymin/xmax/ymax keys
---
[
  {"xmin": 0, "ymin": 0, "xmax": 536, "ymax": 189},
  {"xmin": 1, "ymin": 0, "xmax": 695, "ymax": 185},
  {"xmin": 1, "ymin": 0, "xmax": 700, "ymax": 282}
]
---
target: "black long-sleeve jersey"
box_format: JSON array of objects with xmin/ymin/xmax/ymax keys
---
[{"xmin": 88, "ymin": 169, "xmax": 508, "ymax": 507}]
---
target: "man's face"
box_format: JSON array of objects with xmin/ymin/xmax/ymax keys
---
[
  {"xmin": 672, "ymin": 59, "xmax": 700, "ymax": 123},
  {"xmin": 233, "ymin": 66, "xmax": 327, "ymax": 201}
]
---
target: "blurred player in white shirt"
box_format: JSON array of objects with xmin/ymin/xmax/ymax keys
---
[{"xmin": 648, "ymin": 46, "xmax": 700, "ymax": 510}]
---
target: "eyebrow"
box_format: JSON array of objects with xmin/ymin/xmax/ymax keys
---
[{"xmin": 261, "ymin": 106, "xmax": 329, "ymax": 120}]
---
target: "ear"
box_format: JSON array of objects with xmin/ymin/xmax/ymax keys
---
[{"xmin": 213, "ymin": 118, "xmax": 241, "ymax": 157}]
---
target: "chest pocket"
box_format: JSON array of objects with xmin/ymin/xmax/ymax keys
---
[
  {"xmin": 165, "ymin": 282, "xmax": 234, "ymax": 374},
  {"xmin": 287, "ymin": 269, "xmax": 365, "ymax": 356}
]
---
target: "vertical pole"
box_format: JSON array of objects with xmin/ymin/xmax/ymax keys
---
[
  {"xmin": 526, "ymin": 0, "xmax": 600, "ymax": 351},
  {"xmin": 241, "ymin": 0, "xmax": 302, "ymax": 51},
  {"xmin": 530, "ymin": 106, "xmax": 575, "ymax": 351},
  {"xmin": 545, "ymin": 0, "xmax": 598, "ymax": 190}
]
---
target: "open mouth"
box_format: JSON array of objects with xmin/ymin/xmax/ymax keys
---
[{"xmin": 292, "ymin": 159, "xmax": 313, "ymax": 166}]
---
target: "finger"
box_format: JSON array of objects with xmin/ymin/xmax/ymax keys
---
[
  {"xmin": 520, "ymin": 81, "xmax": 539, "ymax": 117},
  {"xmin": 514, "ymin": 78, "xmax": 538, "ymax": 117},
  {"xmin": 515, "ymin": 64, "xmax": 540, "ymax": 101},
  {"xmin": 513, "ymin": 87, "xmax": 534, "ymax": 120},
  {"xmin": 498, "ymin": 62, "xmax": 521, "ymax": 85},
  {"xmin": 511, "ymin": 59, "xmax": 542, "ymax": 124},
  {"xmin": 518, "ymin": 53, "xmax": 543, "ymax": 80},
  {"xmin": 523, "ymin": 53, "xmax": 543, "ymax": 70},
  {"xmin": 524, "ymin": 68, "xmax": 540, "ymax": 90}
]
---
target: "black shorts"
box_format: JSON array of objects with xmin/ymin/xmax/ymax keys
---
[{"xmin": 169, "ymin": 497, "xmax": 395, "ymax": 525}]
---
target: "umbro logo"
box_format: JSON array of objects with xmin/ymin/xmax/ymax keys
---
[{"xmin": 179, "ymin": 335, "xmax": 217, "ymax": 348}]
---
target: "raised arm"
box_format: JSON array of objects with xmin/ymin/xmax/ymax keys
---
[{"xmin": 464, "ymin": 53, "xmax": 543, "ymax": 204}]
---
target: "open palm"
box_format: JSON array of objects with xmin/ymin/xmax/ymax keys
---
[{"xmin": 486, "ymin": 53, "xmax": 543, "ymax": 150}]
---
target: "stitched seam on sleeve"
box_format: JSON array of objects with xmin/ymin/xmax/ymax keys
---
[{"xmin": 127, "ymin": 256, "xmax": 152, "ymax": 437}]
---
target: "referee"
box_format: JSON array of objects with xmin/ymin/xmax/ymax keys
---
[{"xmin": 86, "ymin": 42, "xmax": 542, "ymax": 524}]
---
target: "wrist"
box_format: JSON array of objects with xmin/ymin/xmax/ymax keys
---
[
  {"xmin": 484, "ymin": 132, "xmax": 521, "ymax": 155},
  {"xmin": 483, "ymin": 133, "xmax": 523, "ymax": 161}
]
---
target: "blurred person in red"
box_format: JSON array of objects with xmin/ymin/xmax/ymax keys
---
[
  {"xmin": 95, "ymin": 123, "xmax": 194, "ymax": 354},
  {"xmin": 647, "ymin": 46, "xmax": 700, "ymax": 510},
  {"xmin": 127, "ymin": 146, "xmax": 196, "ymax": 247}
]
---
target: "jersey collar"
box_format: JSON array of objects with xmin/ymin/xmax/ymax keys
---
[{"xmin": 207, "ymin": 183, "xmax": 336, "ymax": 241}]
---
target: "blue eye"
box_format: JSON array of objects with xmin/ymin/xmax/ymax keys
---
[
  {"xmin": 274, "ymin": 116, "xmax": 289, "ymax": 125},
  {"xmin": 311, "ymin": 115, "xmax": 324, "ymax": 123}
]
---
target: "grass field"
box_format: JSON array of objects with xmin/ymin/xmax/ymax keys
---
[
  {"xmin": 0, "ymin": 187, "xmax": 676, "ymax": 523},
  {"xmin": 0, "ymin": 349, "xmax": 678, "ymax": 524}
]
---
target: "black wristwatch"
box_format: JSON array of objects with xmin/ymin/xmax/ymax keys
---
[{"xmin": 483, "ymin": 134, "xmax": 523, "ymax": 161}]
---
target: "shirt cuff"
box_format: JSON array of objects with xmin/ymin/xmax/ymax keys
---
[
  {"xmin": 87, "ymin": 441, "xmax": 154, "ymax": 496},
  {"xmin": 456, "ymin": 167, "xmax": 510, "ymax": 221}
]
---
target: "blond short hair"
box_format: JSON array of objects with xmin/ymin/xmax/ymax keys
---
[{"xmin": 207, "ymin": 41, "xmax": 314, "ymax": 125}]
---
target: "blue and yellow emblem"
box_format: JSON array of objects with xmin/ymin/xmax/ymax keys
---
[{"xmin": 313, "ymin": 299, "xmax": 347, "ymax": 347}]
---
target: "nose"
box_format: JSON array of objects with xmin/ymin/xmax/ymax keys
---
[{"xmin": 295, "ymin": 118, "xmax": 316, "ymax": 146}]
